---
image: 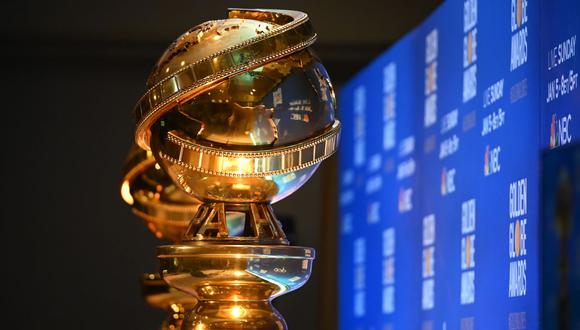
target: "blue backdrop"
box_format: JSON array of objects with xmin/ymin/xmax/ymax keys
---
[{"xmin": 338, "ymin": 0, "xmax": 579, "ymax": 329}]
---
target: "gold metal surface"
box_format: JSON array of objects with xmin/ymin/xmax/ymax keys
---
[
  {"xmin": 160, "ymin": 120, "xmax": 340, "ymax": 178},
  {"xmin": 158, "ymin": 244, "xmax": 314, "ymax": 330},
  {"xmin": 123, "ymin": 8, "xmax": 339, "ymax": 329},
  {"xmin": 142, "ymin": 273, "xmax": 197, "ymax": 330},
  {"xmin": 121, "ymin": 145, "xmax": 200, "ymax": 242}
]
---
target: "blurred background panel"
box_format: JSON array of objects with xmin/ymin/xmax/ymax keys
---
[{"xmin": 0, "ymin": 1, "xmax": 440, "ymax": 329}]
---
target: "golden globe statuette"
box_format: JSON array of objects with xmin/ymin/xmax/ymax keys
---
[{"xmin": 130, "ymin": 8, "xmax": 340, "ymax": 329}]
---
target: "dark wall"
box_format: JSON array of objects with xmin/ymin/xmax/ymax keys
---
[{"xmin": 0, "ymin": 1, "xmax": 440, "ymax": 329}]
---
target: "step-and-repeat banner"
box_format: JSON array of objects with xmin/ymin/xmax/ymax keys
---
[{"xmin": 338, "ymin": 0, "xmax": 579, "ymax": 329}]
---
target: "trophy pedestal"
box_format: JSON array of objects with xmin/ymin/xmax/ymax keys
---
[
  {"xmin": 141, "ymin": 273, "xmax": 197, "ymax": 330},
  {"xmin": 158, "ymin": 244, "xmax": 314, "ymax": 330},
  {"xmin": 186, "ymin": 300, "xmax": 285, "ymax": 329}
]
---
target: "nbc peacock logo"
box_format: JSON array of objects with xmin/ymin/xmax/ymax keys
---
[
  {"xmin": 398, "ymin": 187, "xmax": 413, "ymax": 213},
  {"xmin": 441, "ymin": 168, "xmax": 447, "ymax": 195},
  {"xmin": 550, "ymin": 113, "xmax": 573, "ymax": 149},
  {"xmin": 440, "ymin": 167, "xmax": 456, "ymax": 195},
  {"xmin": 483, "ymin": 145, "xmax": 490, "ymax": 176},
  {"xmin": 424, "ymin": 248, "xmax": 433, "ymax": 276},
  {"xmin": 484, "ymin": 145, "xmax": 501, "ymax": 176},
  {"xmin": 516, "ymin": 0, "xmax": 523, "ymax": 28},
  {"xmin": 385, "ymin": 95, "xmax": 394, "ymax": 119},
  {"xmin": 426, "ymin": 62, "xmax": 437, "ymax": 95},
  {"xmin": 467, "ymin": 31, "xmax": 474, "ymax": 65},
  {"xmin": 465, "ymin": 237, "xmax": 471, "ymax": 266},
  {"xmin": 550, "ymin": 113, "xmax": 558, "ymax": 148}
]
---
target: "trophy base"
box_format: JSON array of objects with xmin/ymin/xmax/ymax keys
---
[
  {"xmin": 158, "ymin": 244, "xmax": 315, "ymax": 330},
  {"xmin": 185, "ymin": 300, "xmax": 286, "ymax": 329},
  {"xmin": 141, "ymin": 273, "xmax": 197, "ymax": 329}
]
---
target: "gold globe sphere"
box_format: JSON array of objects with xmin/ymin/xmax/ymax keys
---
[
  {"xmin": 131, "ymin": 8, "xmax": 340, "ymax": 244},
  {"xmin": 138, "ymin": 10, "xmax": 339, "ymax": 206},
  {"xmin": 150, "ymin": 48, "xmax": 338, "ymax": 205}
]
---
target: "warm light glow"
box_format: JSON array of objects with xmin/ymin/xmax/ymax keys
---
[
  {"xmin": 230, "ymin": 305, "xmax": 246, "ymax": 318},
  {"xmin": 222, "ymin": 157, "xmax": 253, "ymax": 174},
  {"xmin": 236, "ymin": 157, "xmax": 252, "ymax": 172},
  {"xmin": 233, "ymin": 270, "xmax": 244, "ymax": 277},
  {"xmin": 121, "ymin": 180, "xmax": 134, "ymax": 205},
  {"xmin": 170, "ymin": 303, "xmax": 180, "ymax": 313},
  {"xmin": 232, "ymin": 183, "xmax": 250, "ymax": 190}
]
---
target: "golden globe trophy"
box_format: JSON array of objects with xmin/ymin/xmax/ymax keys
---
[{"xmin": 124, "ymin": 8, "xmax": 340, "ymax": 329}]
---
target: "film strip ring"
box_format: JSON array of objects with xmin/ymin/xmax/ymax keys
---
[
  {"xmin": 157, "ymin": 120, "xmax": 341, "ymax": 178},
  {"xmin": 134, "ymin": 9, "xmax": 317, "ymax": 150}
]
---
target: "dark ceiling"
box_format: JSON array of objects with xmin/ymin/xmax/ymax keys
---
[
  {"xmin": 4, "ymin": 1, "xmax": 441, "ymax": 43},
  {"xmin": 2, "ymin": 1, "xmax": 442, "ymax": 82}
]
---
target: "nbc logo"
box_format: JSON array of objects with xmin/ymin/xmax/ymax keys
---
[
  {"xmin": 550, "ymin": 113, "xmax": 573, "ymax": 149},
  {"xmin": 426, "ymin": 62, "xmax": 437, "ymax": 95},
  {"xmin": 398, "ymin": 187, "xmax": 413, "ymax": 213},
  {"xmin": 484, "ymin": 145, "xmax": 501, "ymax": 176},
  {"xmin": 385, "ymin": 95, "xmax": 395, "ymax": 120},
  {"xmin": 341, "ymin": 213, "xmax": 352, "ymax": 234},
  {"xmin": 441, "ymin": 167, "xmax": 456, "ymax": 195},
  {"xmin": 367, "ymin": 201, "xmax": 380, "ymax": 224},
  {"xmin": 465, "ymin": 30, "xmax": 476, "ymax": 66}
]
